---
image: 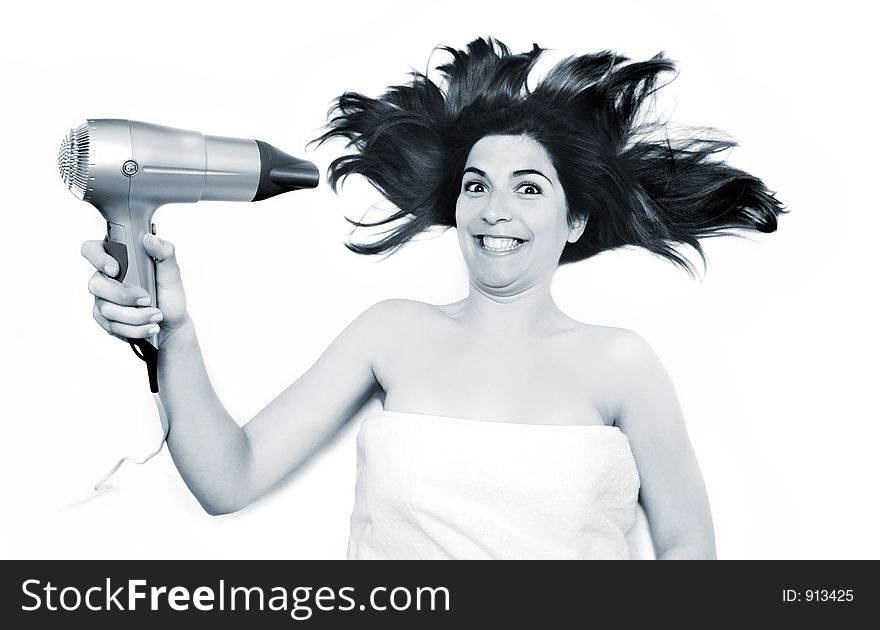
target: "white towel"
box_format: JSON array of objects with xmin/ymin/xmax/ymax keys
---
[{"xmin": 347, "ymin": 411, "xmax": 646, "ymax": 559}]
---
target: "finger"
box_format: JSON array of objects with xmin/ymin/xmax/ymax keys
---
[
  {"xmin": 81, "ymin": 240, "xmax": 121, "ymax": 277},
  {"xmin": 92, "ymin": 303, "xmax": 117, "ymax": 337},
  {"xmin": 143, "ymin": 234, "xmax": 176, "ymax": 263},
  {"xmin": 103, "ymin": 318, "xmax": 161, "ymax": 340},
  {"xmin": 96, "ymin": 300, "xmax": 163, "ymax": 327},
  {"xmin": 92, "ymin": 303, "xmax": 151, "ymax": 340},
  {"xmin": 88, "ymin": 271, "xmax": 151, "ymax": 306}
]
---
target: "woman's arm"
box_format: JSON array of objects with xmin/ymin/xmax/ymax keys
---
[
  {"xmin": 608, "ymin": 330, "xmax": 717, "ymax": 560},
  {"xmin": 84, "ymin": 235, "xmax": 389, "ymax": 516},
  {"xmin": 158, "ymin": 307, "xmax": 383, "ymax": 516}
]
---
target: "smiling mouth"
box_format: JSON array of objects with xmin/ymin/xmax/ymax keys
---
[{"xmin": 476, "ymin": 235, "xmax": 527, "ymax": 252}]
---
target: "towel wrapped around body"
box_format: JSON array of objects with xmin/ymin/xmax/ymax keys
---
[{"xmin": 347, "ymin": 411, "xmax": 646, "ymax": 559}]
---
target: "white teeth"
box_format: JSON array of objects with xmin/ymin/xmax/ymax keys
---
[{"xmin": 481, "ymin": 236, "xmax": 523, "ymax": 252}]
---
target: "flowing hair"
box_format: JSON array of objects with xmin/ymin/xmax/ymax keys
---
[{"xmin": 314, "ymin": 37, "xmax": 786, "ymax": 276}]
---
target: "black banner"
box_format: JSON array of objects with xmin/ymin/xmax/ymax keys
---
[{"xmin": 1, "ymin": 560, "xmax": 876, "ymax": 627}]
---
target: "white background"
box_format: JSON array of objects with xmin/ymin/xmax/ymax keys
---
[{"xmin": 1, "ymin": 0, "xmax": 877, "ymax": 559}]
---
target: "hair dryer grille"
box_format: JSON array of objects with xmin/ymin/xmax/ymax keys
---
[{"xmin": 59, "ymin": 122, "xmax": 91, "ymax": 200}]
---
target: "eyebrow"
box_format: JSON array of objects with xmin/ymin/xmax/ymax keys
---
[
  {"xmin": 462, "ymin": 166, "xmax": 553, "ymax": 187},
  {"xmin": 512, "ymin": 169, "xmax": 553, "ymax": 186},
  {"xmin": 463, "ymin": 167, "xmax": 488, "ymax": 178}
]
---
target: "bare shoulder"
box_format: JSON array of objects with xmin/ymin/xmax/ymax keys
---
[
  {"xmin": 594, "ymin": 327, "xmax": 681, "ymax": 433},
  {"xmin": 596, "ymin": 326, "xmax": 659, "ymax": 372},
  {"xmin": 351, "ymin": 298, "xmax": 441, "ymax": 338},
  {"xmin": 562, "ymin": 323, "xmax": 669, "ymax": 423},
  {"xmin": 565, "ymin": 322, "xmax": 656, "ymax": 368},
  {"xmin": 591, "ymin": 326, "xmax": 670, "ymax": 394},
  {"xmin": 359, "ymin": 298, "xmax": 440, "ymax": 320}
]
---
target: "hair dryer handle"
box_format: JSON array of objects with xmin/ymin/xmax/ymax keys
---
[{"xmin": 102, "ymin": 204, "xmax": 158, "ymax": 350}]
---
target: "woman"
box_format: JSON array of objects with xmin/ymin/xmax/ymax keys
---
[{"xmin": 81, "ymin": 38, "xmax": 784, "ymax": 559}]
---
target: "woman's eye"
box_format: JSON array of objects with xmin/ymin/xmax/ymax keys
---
[
  {"xmin": 464, "ymin": 180, "xmax": 487, "ymax": 193},
  {"xmin": 515, "ymin": 182, "xmax": 542, "ymax": 195}
]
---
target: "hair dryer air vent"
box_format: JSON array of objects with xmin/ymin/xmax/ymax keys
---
[{"xmin": 58, "ymin": 122, "xmax": 92, "ymax": 201}]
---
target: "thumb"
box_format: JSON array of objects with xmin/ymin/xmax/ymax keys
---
[
  {"xmin": 143, "ymin": 233, "xmax": 183, "ymax": 290},
  {"xmin": 143, "ymin": 233, "xmax": 176, "ymax": 263}
]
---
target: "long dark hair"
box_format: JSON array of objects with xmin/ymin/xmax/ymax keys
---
[{"xmin": 315, "ymin": 37, "xmax": 786, "ymax": 276}]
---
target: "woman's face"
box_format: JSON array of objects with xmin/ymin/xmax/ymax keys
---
[{"xmin": 455, "ymin": 134, "xmax": 586, "ymax": 297}]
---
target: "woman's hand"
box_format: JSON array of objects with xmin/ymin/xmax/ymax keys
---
[{"xmin": 82, "ymin": 234, "xmax": 189, "ymax": 345}]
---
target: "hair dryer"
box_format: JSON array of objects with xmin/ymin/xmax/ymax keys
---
[{"xmin": 59, "ymin": 119, "xmax": 319, "ymax": 391}]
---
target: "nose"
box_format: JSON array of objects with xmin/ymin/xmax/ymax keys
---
[{"xmin": 480, "ymin": 191, "xmax": 512, "ymax": 224}]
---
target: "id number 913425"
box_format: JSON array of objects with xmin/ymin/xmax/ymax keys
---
[{"xmin": 782, "ymin": 589, "xmax": 853, "ymax": 602}]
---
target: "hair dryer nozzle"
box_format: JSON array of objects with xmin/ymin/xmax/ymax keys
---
[
  {"xmin": 253, "ymin": 141, "xmax": 319, "ymax": 201},
  {"xmin": 270, "ymin": 163, "xmax": 320, "ymax": 189},
  {"xmin": 59, "ymin": 122, "xmax": 92, "ymax": 200}
]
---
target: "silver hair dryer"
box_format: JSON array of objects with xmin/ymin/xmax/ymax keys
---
[{"xmin": 59, "ymin": 119, "xmax": 319, "ymax": 390}]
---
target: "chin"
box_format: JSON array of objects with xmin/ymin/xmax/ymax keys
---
[
  {"xmin": 471, "ymin": 272, "xmax": 526, "ymax": 294},
  {"xmin": 461, "ymin": 248, "xmax": 542, "ymax": 294}
]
